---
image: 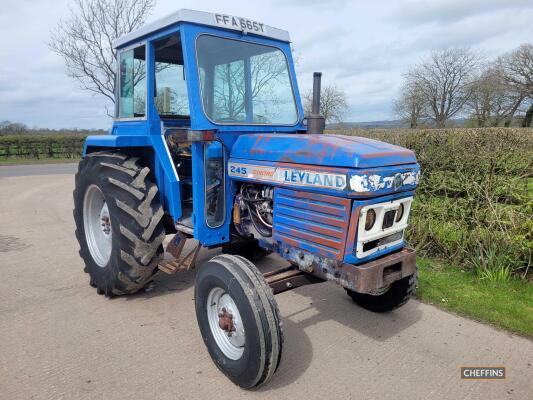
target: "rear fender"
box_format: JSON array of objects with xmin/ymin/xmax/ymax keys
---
[
  {"xmin": 83, "ymin": 135, "xmax": 151, "ymax": 155},
  {"xmin": 83, "ymin": 134, "xmax": 182, "ymax": 222}
]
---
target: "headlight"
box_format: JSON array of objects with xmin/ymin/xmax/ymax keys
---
[
  {"xmin": 395, "ymin": 203, "xmax": 404, "ymax": 222},
  {"xmin": 365, "ymin": 209, "xmax": 376, "ymax": 230}
]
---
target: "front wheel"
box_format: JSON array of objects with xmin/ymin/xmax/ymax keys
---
[
  {"xmin": 346, "ymin": 270, "xmax": 417, "ymax": 313},
  {"xmin": 194, "ymin": 254, "xmax": 283, "ymax": 389}
]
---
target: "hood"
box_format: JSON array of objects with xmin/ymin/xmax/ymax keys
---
[{"xmin": 230, "ymin": 133, "xmax": 417, "ymax": 169}]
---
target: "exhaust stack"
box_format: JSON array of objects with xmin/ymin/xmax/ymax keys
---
[{"xmin": 306, "ymin": 72, "xmax": 326, "ymax": 134}]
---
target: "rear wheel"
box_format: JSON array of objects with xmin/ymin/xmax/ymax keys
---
[
  {"xmin": 195, "ymin": 254, "xmax": 283, "ymax": 389},
  {"xmin": 346, "ymin": 271, "xmax": 417, "ymax": 312},
  {"xmin": 73, "ymin": 151, "xmax": 165, "ymax": 296}
]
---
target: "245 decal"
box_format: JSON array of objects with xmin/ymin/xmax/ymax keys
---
[{"xmin": 230, "ymin": 165, "xmax": 247, "ymax": 175}]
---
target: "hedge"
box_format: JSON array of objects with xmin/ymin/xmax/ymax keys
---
[{"xmin": 0, "ymin": 135, "xmax": 87, "ymax": 160}]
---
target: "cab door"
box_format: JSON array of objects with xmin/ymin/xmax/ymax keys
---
[{"xmin": 191, "ymin": 140, "xmax": 231, "ymax": 246}]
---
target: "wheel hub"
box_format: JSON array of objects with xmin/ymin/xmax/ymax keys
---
[
  {"xmin": 207, "ymin": 287, "xmax": 245, "ymax": 360},
  {"xmin": 99, "ymin": 203, "xmax": 111, "ymax": 235},
  {"xmin": 83, "ymin": 185, "xmax": 112, "ymax": 268},
  {"xmin": 218, "ymin": 308, "xmax": 235, "ymax": 334}
]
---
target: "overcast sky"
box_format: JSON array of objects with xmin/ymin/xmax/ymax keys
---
[{"xmin": 1, "ymin": 0, "xmax": 532, "ymax": 129}]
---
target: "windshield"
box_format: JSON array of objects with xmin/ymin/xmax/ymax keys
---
[{"xmin": 196, "ymin": 35, "xmax": 298, "ymax": 125}]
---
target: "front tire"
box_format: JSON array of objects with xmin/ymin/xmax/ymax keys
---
[
  {"xmin": 73, "ymin": 151, "xmax": 165, "ymax": 296},
  {"xmin": 195, "ymin": 254, "xmax": 283, "ymax": 389},
  {"xmin": 346, "ymin": 271, "xmax": 417, "ymax": 313}
]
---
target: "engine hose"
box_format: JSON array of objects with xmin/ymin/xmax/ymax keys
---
[
  {"xmin": 254, "ymin": 204, "xmax": 273, "ymax": 228},
  {"xmin": 246, "ymin": 202, "xmax": 272, "ymax": 237}
]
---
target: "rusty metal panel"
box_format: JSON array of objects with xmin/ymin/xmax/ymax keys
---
[
  {"xmin": 272, "ymin": 188, "xmax": 351, "ymax": 260},
  {"xmin": 309, "ymin": 247, "xmax": 417, "ymax": 293}
]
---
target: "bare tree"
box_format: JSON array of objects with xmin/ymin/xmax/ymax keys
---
[
  {"xmin": 0, "ymin": 121, "xmax": 28, "ymax": 134},
  {"xmin": 303, "ymin": 84, "xmax": 348, "ymax": 123},
  {"xmin": 49, "ymin": 0, "xmax": 155, "ymax": 107},
  {"xmin": 406, "ymin": 48, "xmax": 480, "ymax": 128},
  {"xmin": 465, "ymin": 64, "xmax": 530, "ymax": 127},
  {"xmin": 393, "ymin": 79, "xmax": 428, "ymax": 128},
  {"xmin": 466, "ymin": 66, "xmax": 506, "ymax": 126},
  {"xmin": 495, "ymin": 43, "xmax": 533, "ymax": 126}
]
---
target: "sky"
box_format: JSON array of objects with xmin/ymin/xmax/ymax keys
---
[{"xmin": 1, "ymin": 0, "xmax": 532, "ymax": 129}]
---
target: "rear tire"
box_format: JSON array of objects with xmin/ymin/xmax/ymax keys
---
[
  {"xmin": 194, "ymin": 254, "xmax": 283, "ymax": 389},
  {"xmin": 73, "ymin": 151, "xmax": 165, "ymax": 296},
  {"xmin": 346, "ymin": 270, "xmax": 417, "ymax": 313}
]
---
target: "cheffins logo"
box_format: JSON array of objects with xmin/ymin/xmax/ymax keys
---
[{"xmin": 460, "ymin": 367, "xmax": 506, "ymax": 380}]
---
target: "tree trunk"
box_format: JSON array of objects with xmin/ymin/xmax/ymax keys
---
[
  {"xmin": 504, "ymin": 96, "xmax": 524, "ymax": 127},
  {"xmin": 410, "ymin": 111, "xmax": 417, "ymax": 129},
  {"xmin": 522, "ymin": 103, "xmax": 533, "ymax": 127}
]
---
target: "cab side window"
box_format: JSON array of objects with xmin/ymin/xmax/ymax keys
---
[
  {"xmin": 118, "ymin": 45, "xmax": 146, "ymax": 118},
  {"xmin": 205, "ymin": 141, "xmax": 225, "ymax": 227},
  {"xmin": 154, "ymin": 34, "xmax": 190, "ymax": 119}
]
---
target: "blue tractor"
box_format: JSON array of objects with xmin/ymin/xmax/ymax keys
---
[{"xmin": 73, "ymin": 9, "xmax": 420, "ymax": 389}]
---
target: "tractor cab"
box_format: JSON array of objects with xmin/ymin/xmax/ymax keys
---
[{"xmin": 86, "ymin": 10, "xmax": 306, "ymax": 245}]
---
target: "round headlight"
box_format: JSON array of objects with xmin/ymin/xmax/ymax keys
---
[
  {"xmin": 365, "ymin": 209, "xmax": 376, "ymax": 230},
  {"xmin": 395, "ymin": 203, "xmax": 404, "ymax": 222}
]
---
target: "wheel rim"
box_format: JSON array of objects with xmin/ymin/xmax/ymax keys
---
[
  {"xmin": 207, "ymin": 287, "xmax": 245, "ymax": 360},
  {"xmin": 83, "ymin": 184, "xmax": 112, "ymax": 268}
]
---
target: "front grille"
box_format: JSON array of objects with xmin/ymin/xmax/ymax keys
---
[
  {"xmin": 362, "ymin": 231, "xmax": 404, "ymax": 252},
  {"xmin": 355, "ymin": 196, "xmax": 413, "ymax": 258},
  {"xmin": 272, "ymin": 188, "xmax": 351, "ymax": 260}
]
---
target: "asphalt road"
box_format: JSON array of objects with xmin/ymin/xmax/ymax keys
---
[
  {"xmin": 1, "ymin": 165, "xmax": 532, "ymax": 400},
  {"xmin": 0, "ymin": 162, "xmax": 78, "ymax": 177}
]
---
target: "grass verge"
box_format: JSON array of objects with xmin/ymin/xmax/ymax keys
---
[
  {"xmin": 0, "ymin": 157, "xmax": 80, "ymax": 166},
  {"xmin": 417, "ymin": 258, "xmax": 533, "ymax": 338}
]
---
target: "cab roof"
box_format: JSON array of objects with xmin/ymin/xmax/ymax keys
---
[{"xmin": 114, "ymin": 9, "xmax": 291, "ymax": 49}]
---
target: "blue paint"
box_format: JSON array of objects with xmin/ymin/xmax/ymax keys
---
[
  {"xmin": 81, "ymin": 11, "xmax": 420, "ymax": 267},
  {"xmin": 273, "ymin": 187, "xmax": 350, "ymax": 260},
  {"xmin": 83, "ymin": 134, "xmax": 151, "ymax": 154},
  {"xmin": 230, "ymin": 133, "xmax": 417, "ymax": 168}
]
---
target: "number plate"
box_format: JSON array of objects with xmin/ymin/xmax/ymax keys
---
[
  {"xmin": 214, "ymin": 14, "xmax": 265, "ymax": 34},
  {"xmin": 382, "ymin": 210, "xmax": 396, "ymax": 229}
]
